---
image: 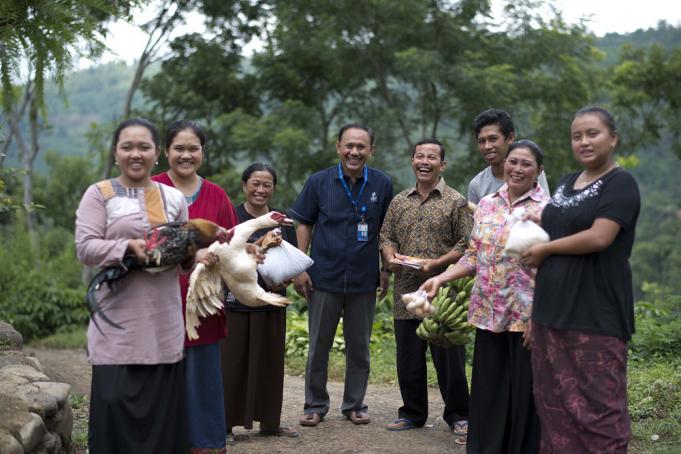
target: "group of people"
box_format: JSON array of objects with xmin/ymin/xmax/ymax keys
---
[{"xmin": 75, "ymin": 104, "xmax": 640, "ymax": 454}]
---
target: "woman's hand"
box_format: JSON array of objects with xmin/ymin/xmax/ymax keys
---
[
  {"xmin": 245, "ymin": 243, "xmax": 266, "ymax": 264},
  {"xmin": 521, "ymin": 243, "xmax": 549, "ymax": 267},
  {"xmin": 195, "ymin": 248, "xmax": 218, "ymax": 266},
  {"xmin": 127, "ymin": 239, "xmax": 148, "ymax": 264},
  {"xmin": 522, "ymin": 211, "xmax": 542, "ymax": 226},
  {"xmin": 522, "ymin": 320, "xmax": 533, "ymax": 349},
  {"xmin": 420, "ymin": 276, "xmax": 442, "ymax": 300}
]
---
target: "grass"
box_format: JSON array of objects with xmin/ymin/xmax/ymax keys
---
[
  {"xmin": 27, "ymin": 325, "xmax": 86, "ymax": 349},
  {"xmin": 627, "ymin": 359, "xmax": 681, "ymax": 453},
  {"xmin": 68, "ymin": 393, "xmax": 89, "ymax": 451}
]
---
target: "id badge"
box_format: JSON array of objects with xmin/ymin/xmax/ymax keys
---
[{"xmin": 357, "ymin": 222, "xmax": 369, "ymax": 242}]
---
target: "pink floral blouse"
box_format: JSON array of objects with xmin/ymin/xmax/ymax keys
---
[{"xmin": 458, "ymin": 183, "xmax": 549, "ymax": 332}]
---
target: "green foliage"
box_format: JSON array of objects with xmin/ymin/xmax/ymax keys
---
[
  {"xmin": 33, "ymin": 151, "xmax": 95, "ymax": 230},
  {"xmin": 0, "ymin": 168, "xmax": 22, "ymax": 212},
  {"xmin": 631, "ymin": 283, "xmax": 681, "ymax": 361},
  {"xmin": 284, "ymin": 282, "xmax": 395, "ymax": 359},
  {"xmin": 0, "ymin": 224, "xmax": 88, "ymax": 340},
  {"xmin": 29, "ymin": 325, "xmax": 87, "ymax": 349},
  {"xmin": 611, "ymin": 43, "xmax": 681, "ymax": 158}
]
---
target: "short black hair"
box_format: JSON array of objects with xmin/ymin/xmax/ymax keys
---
[
  {"xmin": 111, "ymin": 118, "xmax": 160, "ymax": 152},
  {"xmin": 507, "ymin": 139, "xmax": 544, "ymax": 167},
  {"xmin": 241, "ymin": 162, "xmax": 278, "ymax": 186},
  {"xmin": 411, "ymin": 138, "xmax": 445, "ymax": 160},
  {"xmin": 473, "ymin": 108, "xmax": 515, "ymax": 139},
  {"xmin": 337, "ymin": 123, "xmax": 375, "ymax": 146},
  {"xmin": 164, "ymin": 120, "xmax": 206, "ymax": 150}
]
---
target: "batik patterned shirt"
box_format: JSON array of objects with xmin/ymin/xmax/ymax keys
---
[
  {"xmin": 379, "ymin": 178, "xmax": 473, "ymax": 320},
  {"xmin": 458, "ymin": 183, "xmax": 549, "ymax": 332}
]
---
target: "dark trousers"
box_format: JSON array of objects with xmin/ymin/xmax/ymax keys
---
[
  {"xmin": 304, "ymin": 290, "xmax": 376, "ymax": 417},
  {"xmin": 394, "ymin": 319, "xmax": 470, "ymax": 427},
  {"xmin": 467, "ymin": 329, "xmax": 539, "ymax": 454}
]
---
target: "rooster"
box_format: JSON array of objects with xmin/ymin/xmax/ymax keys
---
[
  {"xmin": 87, "ymin": 218, "xmax": 230, "ymax": 330},
  {"xmin": 186, "ymin": 211, "xmax": 294, "ymax": 340}
]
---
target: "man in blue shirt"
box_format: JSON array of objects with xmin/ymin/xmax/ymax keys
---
[{"xmin": 291, "ymin": 123, "xmax": 393, "ymax": 427}]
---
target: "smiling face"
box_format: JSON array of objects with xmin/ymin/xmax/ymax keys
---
[
  {"xmin": 412, "ymin": 143, "xmax": 445, "ymax": 187},
  {"xmin": 166, "ymin": 128, "xmax": 204, "ymax": 179},
  {"xmin": 243, "ymin": 170, "xmax": 275, "ymax": 210},
  {"xmin": 571, "ymin": 113, "xmax": 618, "ymax": 171},
  {"xmin": 477, "ymin": 124, "xmax": 515, "ymax": 167},
  {"xmin": 336, "ymin": 128, "xmax": 373, "ymax": 178},
  {"xmin": 113, "ymin": 125, "xmax": 160, "ymax": 187},
  {"xmin": 504, "ymin": 146, "xmax": 542, "ymax": 196}
]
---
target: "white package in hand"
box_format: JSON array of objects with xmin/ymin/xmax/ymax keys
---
[
  {"xmin": 257, "ymin": 240, "xmax": 314, "ymax": 286},
  {"xmin": 504, "ymin": 207, "xmax": 549, "ymax": 258}
]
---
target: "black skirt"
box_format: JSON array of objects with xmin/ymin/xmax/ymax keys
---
[
  {"xmin": 221, "ymin": 310, "xmax": 286, "ymax": 431},
  {"xmin": 88, "ymin": 361, "xmax": 188, "ymax": 454}
]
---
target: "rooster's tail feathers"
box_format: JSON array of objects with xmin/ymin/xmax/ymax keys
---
[{"xmin": 86, "ymin": 266, "xmax": 125, "ymax": 332}]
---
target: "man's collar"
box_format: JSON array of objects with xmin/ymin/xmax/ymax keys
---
[
  {"xmin": 408, "ymin": 177, "xmax": 446, "ymax": 196},
  {"xmin": 335, "ymin": 163, "xmax": 367, "ymax": 181}
]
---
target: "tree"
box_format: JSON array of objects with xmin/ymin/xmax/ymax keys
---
[
  {"xmin": 141, "ymin": 0, "xmax": 605, "ymax": 198},
  {"xmin": 101, "ymin": 0, "xmax": 194, "ymax": 178},
  {"xmin": 0, "ymin": 0, "xmax": 135, "ymax": 248},
  {"xmin": 611, "ymin": 44, "xmax": 681, "ymax": 158}
]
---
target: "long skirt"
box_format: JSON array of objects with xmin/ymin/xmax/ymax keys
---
[
  {"xmin": 467, "ymin": 329, "xmax": 539, "ymax": 454},
  {"xmin": 185, "ymin": 343, "xmax": 227, "ymax": 453},
  {"xmin": 531, "ymin": 322, "xmax": 630, "ymax": 453},
  {"xmin": 88, "ymin": 361, "xmax": 188, "ymax": 454},
  {"xmin": 221, "ymin": 309, "xmax": 286, "ymax": 432}
]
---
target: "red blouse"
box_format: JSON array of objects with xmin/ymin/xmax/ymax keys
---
[{"xmin": 153, "ymin": 172, "xmax": 239, "ymax": 347}]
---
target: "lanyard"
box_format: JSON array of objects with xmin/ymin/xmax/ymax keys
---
[{"xmin": 338, "ymin": 163, "xmax": 368, "ymax": 218}]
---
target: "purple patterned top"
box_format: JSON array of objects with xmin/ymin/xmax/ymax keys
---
[{"xmin": 458, "ymin": 183, "xmax": 549, "ymax": 332}]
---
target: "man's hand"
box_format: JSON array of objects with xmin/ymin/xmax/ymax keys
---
[
  {"xmin": 378, "ymin": 271, "xmax": 390, "ymax": 299},
  {"xmin": 293, "ymin": 271, "xmax": 313, "ymax": 300},
  {"xmin": 419, "ymin": 258, "xmax": 441, "ymax": 276}
]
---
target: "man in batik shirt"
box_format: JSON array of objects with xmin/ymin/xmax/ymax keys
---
[{"xmin": 379, "ymin": 138, "xmax": 472, "ymax": 436}]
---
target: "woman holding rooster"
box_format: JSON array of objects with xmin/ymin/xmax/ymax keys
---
[{"xmin": 76, "ymin": 118, "xmax": 191, "ymax": 452}]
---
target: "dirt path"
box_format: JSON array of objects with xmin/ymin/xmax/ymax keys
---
[{"xmin": 26, "ymin": 348, "xmax": 465, "ymax": 453}]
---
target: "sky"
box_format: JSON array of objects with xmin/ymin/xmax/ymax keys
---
[{"xmin": 79, "ymin": 0, "xmax": 681, "ymax": 68}]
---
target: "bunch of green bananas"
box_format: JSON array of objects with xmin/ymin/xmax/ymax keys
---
[{"xmin": 415, "ymin": 276, "xmax": 475, "ymax": 346}]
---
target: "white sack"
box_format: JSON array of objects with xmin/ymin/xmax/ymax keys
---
[
  {"xmin": 257, "ymin": 239, "xmax": 314, "ymax": 286},
  {"xmin": 504, "ymin": 207, "xmax": 550, "ymax": 258}
]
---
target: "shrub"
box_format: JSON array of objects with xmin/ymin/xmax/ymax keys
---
[
  {"xmin": 0, "ymin": 225, "xmax": 88, "ymax": 341},
  {"xmin": 631, "ymin": 282, "xmax": 681, "ymax": 361}
]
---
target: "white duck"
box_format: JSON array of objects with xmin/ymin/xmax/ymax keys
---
[{"xmin": 186, "ymin": 211, "xmax": 293, "ymax": 340}]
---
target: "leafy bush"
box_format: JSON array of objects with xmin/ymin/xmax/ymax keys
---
[
  {"xmin": 631, "ymin": 282, "xmax": 681, "ymax": 361},
  {"xmin": 0, "ymin": 225, "xmax": 88, "ymax": 341},
  {"xmin": 284, "ymin": 281, "xmax": 396, "ymax": 359}
]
